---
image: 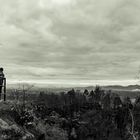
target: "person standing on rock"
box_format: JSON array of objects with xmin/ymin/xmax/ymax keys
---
[{"xmin": 0, "ymin": 68, "xmax": 5, "ymax": 100}]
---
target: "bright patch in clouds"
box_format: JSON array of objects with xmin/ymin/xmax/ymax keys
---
[
  {"xmin": 51, "ymin": 0, "xmax": 71, "ymax": 5},
  {"xmin": 39, "ymin": 0, "xmax": 73, "ymax": 9}
]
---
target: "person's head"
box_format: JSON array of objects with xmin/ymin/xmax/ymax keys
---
[{"xmin": 0, "ymin": 67, "xmax": 3, "ymax": 72}]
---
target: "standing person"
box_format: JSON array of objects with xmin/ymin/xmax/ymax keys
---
[{"xmin": 0, "ymin": 67, "xmax": 5, "ymax": 100}]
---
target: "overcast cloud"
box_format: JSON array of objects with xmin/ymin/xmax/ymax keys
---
[{"xmin": 0, "ymin": 0, "xmax": 140, "ymax": 86}]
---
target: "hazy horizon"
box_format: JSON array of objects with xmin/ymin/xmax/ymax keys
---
[
  {"xmin": 7, "ymin": 79, "xmax": 140, "ymax": 88},
  {"xmin": 1, "ymin": 0, "xmax": 140, "ymax": 85}
]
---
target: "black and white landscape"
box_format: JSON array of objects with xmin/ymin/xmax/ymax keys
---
[{"xmin": 0, "ymin": 0, "xmax": 140, "ymax": 140}]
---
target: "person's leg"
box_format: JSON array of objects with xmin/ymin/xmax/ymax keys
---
[{"xmin": 0, "ymin": 86, "xmax": 2, "ymax": 100}]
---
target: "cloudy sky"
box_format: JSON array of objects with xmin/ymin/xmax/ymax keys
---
[{"xmin": 0, "ymin": 0, "xmax": 140, "ymax": 86}]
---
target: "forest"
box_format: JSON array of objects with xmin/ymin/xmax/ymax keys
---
[{"xmin": 0, "ymin": 86, "xmax": 140, "ymax": 140}]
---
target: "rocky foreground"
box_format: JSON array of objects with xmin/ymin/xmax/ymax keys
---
[{"xmin": 0, "ymin": 101, "xmax": 68, "ymax": 140}]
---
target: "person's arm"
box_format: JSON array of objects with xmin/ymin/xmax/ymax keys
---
[{"xmin": 0, "ymin": 73, "xmax": 5, "ymax": 80}]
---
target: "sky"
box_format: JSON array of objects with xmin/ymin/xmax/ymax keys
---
[{"xmin": 0, "ymin": 0, "xmax": 140, "ymax": 86}]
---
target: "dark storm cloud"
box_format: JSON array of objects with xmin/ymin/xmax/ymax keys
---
[{"xmin": 0, "ymin": 0, "xmax": 140, "ymax": 86}]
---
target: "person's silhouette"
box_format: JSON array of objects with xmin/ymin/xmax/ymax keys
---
[{"xmin": 0, "ymin": 67, "xmax": 5, "ymax": 100}]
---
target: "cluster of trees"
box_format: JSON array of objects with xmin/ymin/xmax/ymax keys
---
[
  {"xmin": 27, "ymin": 86, "xmax": 140, "ymax": 140},
  {"xmin": 5, "ymin": 86, "xmax": 140, "ymax": 140}
]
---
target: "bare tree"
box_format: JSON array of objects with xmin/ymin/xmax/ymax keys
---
[
  {"xmin": 127, "ymin": 109, "xmax": 138, "ymax": 140},
  {"xmin": 22, "ymin": 84, "xmax": 34, "ymax": 109},
  {"xmin": 13, "ymin": 83, "xmax": 34, "ymax": 109}
]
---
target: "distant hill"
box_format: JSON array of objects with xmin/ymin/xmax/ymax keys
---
[
  {"xmin": 7, "ymin": 83, "xmax": 140, "ymax": 98},
  {"xmin": 7, "ymin": 83, "xmax": 140, "ymax": 91},
  {"xmin": 102, "ymin": 84, "xmax": 140, "ymax": 91},
  {"xmin": 72, "ymin": 84, "xmax": 140, "ymax": 92}
]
